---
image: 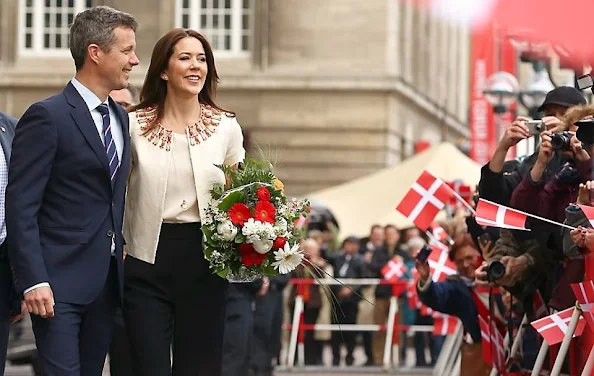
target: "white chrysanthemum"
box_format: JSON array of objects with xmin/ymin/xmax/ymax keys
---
[
  {"xmin": 242, "ymin": 218, "xmax": 275, "ymax": 242},
  {"xmin": 216, "ymin": 220, "xmax": 238, "ymax": 241},
  {"xmin": 272, "ymin": 242, "xmax": 304, "ymax": 274}
]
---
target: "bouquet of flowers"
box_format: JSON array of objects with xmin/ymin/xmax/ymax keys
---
[{"xmin": 202, "ymin": 157, "xmax": 310, "ymax": 282}]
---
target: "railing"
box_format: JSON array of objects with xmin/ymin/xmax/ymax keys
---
[{"xmin": 285, "ymin": 278, "xmax": 461, "ymax": 373}]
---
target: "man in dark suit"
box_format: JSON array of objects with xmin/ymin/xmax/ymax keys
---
[
  {"xmin": 331, "ymin": 236, "xmax": 364, "ymax": 366},
  {"xmin": 6, "ymin": 6, "xmax": 139, "ymax": 375},
  {"xmin": 0, "ymin": 111, "xmax": 23, "ymax": 375}
]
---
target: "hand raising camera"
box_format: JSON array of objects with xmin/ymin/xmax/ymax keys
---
[
  {"xmin": 571, "ymin": 134, "xmax": 591, "ymax": 162},
  {"xmin": 498, "ymin": 117, "xmax": 530, "ymax": 151}
]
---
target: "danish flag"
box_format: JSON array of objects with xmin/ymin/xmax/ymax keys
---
[
  {"xmin": 381, "ymin": 258, "xmax": 406, "ymax": 282},
  {"xmin": 446, "ymin": 180, "xmax": 473, "ymax": 208},
  {"xmin": 432, "ymin": 312, "xmax": 459, "ymax": 335},
  {"xmin": 407, "ymin": 270, "xmax": 434, "ymax": 316},
  {"xmin": 571, "ymin": 280, "xmax": 594, "ymax": 329},
  {"xmin": 479, "ymin": 315, "xmax": 505, "ymax": 372},
  {"xmin": 396, "ymin": 171, "xmax": 455, "ymax": 231},
  {"xmin": 579, "ymin": 205, "xmax": 594, "ymax": 227},
  {"xmin": 475, "ymin": 199, "xmax": 530, "ymax": 231},
  {"xmin": 429, "ymin": 222, "xmax": 451, "ymax": 243},
  {"xmin": 427, "ymin": 246, "xmax": 457, "ymax": 282},
  {"xmin": 533, "ymin": 291, "xmax": 548, "ymax": 320},
  {"xmin": 531, "ymin": 307, "xmax": 586, "ymax": 345}
]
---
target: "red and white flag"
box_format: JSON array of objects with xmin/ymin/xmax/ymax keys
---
[
  {"xmin": 429, "ymin": 222, "xmax": 451, "ymax": 243},
  {"xmin": 446, "ymin": 180, "xmax": 473, "ymax": 208},
  {"xmin": 381, "ymin": 258, "xmax": 406, "ymax": 282},
  {"xmin": 478, "ymin": 316, "xmax": 493, "ymax": 365},
  {"xmin": 428, "ymin": 246, "xmax": 457, "ymax": 282},
  {"xmin": 571, "ymin": 280, "xmax": 594, "ymax": 329},
  {"xmin": 478, "ymin": 315, "xmax": 505, "ymax": 371},
  {"xmin": 578, "ymin": 205, "xmax": 594, "ymax": 227},
  {"xmin": 407, "ymin": 270, "xmax": 434, "ymax": 316},
  {"xmin": 533, "ymin": 291, "xmax": 548, "ymax": 320},
  {"xmin": 396, "ymin": 171, "xmax": 455, "ymax": 231},
  {"xmin": 475, "ymin": 199, "xmax": 530, "ymax": 231},
  {"xmin": 432, "ymin": 312, "xmax": 459, "ymax": 335},
  {"xmin": 531, "ymin": 307, "xmax": 586, "ymax": 345}
]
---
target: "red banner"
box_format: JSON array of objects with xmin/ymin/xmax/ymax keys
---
[{"xmin": 469, "ymin": 22, "xmax": 517, "ymax": 165}]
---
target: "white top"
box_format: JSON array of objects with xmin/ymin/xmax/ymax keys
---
[
  {"xmin": 162, "ymin": 132, "xmax": 200, "ymax": 223},
  {"xmin": 123, "ymin": 105, "xmax": 245, "ymax": 264}
]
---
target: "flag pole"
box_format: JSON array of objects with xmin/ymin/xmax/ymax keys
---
[
  {"xmin": 448, "ymin": 187, "xmax": 476, "ymax": 215},
  {"xmin": 550, "ymin": 303, "xmax": 582, "ymax": 376}
]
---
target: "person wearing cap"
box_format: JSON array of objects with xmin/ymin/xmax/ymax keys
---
[
  {"xmin": 478, "ymin": 86, "xmax": 586, "ymax": 206},
  {"xmin": 330, "ymin": 235, "xmax": 364, "ymax": 366}
]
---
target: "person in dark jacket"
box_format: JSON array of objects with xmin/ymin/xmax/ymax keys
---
[
  {"xmin": 250, "ymin": 274, "xmax": 290, "ymax": 376},
  {"xmin": 365, "ymin": 224, "xmax": 405, "ymax": 364},
  {"xmin": 0, "ymin": 111, "xmax": 24, "ymax": 375},
  {"xmin": 222, "ymin": 279, "xmax": 265, "ymax": 376},
  {"xmin": 330, "ymin": 236, "xmax": 364, "ymax": 366}
]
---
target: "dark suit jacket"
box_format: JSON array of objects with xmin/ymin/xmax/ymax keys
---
[
  {"xmin": 0, "ymin": 112, "xmax": 19, "ymax": 313},
  {"xmin": 6, "ymin": 83, "xmax": 131, "ymax": 304},
  {"xmin": 331, "ymin": 253, "xmax": 363, "ymax": 304}
]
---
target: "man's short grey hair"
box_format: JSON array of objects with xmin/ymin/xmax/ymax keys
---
[
  {"xmin": 69, "ymin": 6, "xmax": 138, "ymax": 71},
  {"xmin": 407, "ymin": 236, "xmax": 426, "ymax": 251}
]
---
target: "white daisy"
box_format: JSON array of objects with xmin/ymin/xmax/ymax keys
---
[{"xmin": 272, "ymin": 242, "xmax": 304, "ymax": 274}]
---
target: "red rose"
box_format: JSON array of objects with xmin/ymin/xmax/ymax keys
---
[
  {"xmin": 273, "ymin": 237, "xmax": 286, "ymax": 250},
  {"xmin": 238, "ymin": 243, "xmax": 267, "ymax": 266},
  {"xmin": 254, "ymin": 201, "xmax": 276, "ymax": 224},
  {"xmin": 228, "ymin": 203, "xmax": 252, "ymax": 225},
  {"xmin": 257, "ymin": 186, "xmax": 271, "ymax": 201}
]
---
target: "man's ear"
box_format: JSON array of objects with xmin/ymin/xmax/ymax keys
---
[{"xmin": 87, "ymin": 44, "xmax": 101, "ymax": 65}]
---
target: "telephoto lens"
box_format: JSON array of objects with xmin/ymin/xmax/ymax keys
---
[
  {"xmin": 487, "ymin": 260, "xmax": 506, "ymax": 282},
  {"xmin": 551, "ymin": 132, "xmax": 572, "ymax": 151}
]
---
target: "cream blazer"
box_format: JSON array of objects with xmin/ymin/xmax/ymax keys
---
[{"xmin": 123, "ymin": 105, "xmax": 245, "ymax": 264}]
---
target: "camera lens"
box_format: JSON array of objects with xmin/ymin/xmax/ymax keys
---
[
  {"xmin": 551, "ymin": 132, "xmax": 571, "ymax": 151},
  {"xmin": 487, "ymin": 261, "xmax": 506, "ymax": 282}
]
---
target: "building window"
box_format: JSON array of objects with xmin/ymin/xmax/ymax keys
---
[
  {"xmin": 19, "ymin": 0, "xmax": 93, "ymax": 56},
  {"xmin": 176, "ymin": 0, "xmax": 253, "ymax": 57}
]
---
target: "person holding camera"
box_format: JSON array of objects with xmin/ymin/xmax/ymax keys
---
[
  {"xmin": 416, "ymin": 234, "xmax": 503, "ymax": 376},
  {"xmin": 510, "ymin": 105, "xmax": 594, "ymax": 310},
  {"xmin": 479, "ymin": 86, "xmax": 586, "ymax": 206}
]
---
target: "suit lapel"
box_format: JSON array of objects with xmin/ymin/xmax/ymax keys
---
[{"xmin": 64, "ymin": 83, "xmax": 110, "ymax": 174}]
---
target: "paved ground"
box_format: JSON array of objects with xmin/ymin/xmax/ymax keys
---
[{"xmin": 5, "ymin": 346, "xmax": 435, "ymax": 376}]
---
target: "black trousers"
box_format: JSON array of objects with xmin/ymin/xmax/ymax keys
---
[
  {"xmin": 331, "ymin": 302, "xmax": 358, "ymax": 365},
  {"xmin": 123, "ymin": 223, "xmax": 228, "ymax": 376},
  {"xmin": 109, "ymin": 307, "xmax": 134, "ymax": 376},
  {"xmin": 0, "ymin": 242, "xmax": 12, "ymax": 376},
  {"xmin": 250, "ymin": 289, "xmax": 284, "ymax": 374}
]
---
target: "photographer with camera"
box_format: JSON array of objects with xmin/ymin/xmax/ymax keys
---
[
  {"xmin": 479, "ymin": 86, "xmax": 586, "ymax": 206},
  {"xmin": 416, "ymin": 234, "xmax": 504, "ymax": 376},
  {"xmin": 510, "ymin": 105, "xmax": 594, "ymax": 310}
]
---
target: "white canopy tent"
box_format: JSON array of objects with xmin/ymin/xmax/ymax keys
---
[{"xmin": 305, "ymin": 142, "xmax": 482, "ymax": 237}]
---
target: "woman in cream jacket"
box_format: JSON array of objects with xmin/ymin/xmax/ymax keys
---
[{"xmin": 123, "ymin": 29, "xmax": 244, "ymax": 376}]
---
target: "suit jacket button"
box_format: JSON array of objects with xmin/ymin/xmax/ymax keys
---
[{"xmin": 107, "ymin": 230, "xmax": 114, "ymax": 237}]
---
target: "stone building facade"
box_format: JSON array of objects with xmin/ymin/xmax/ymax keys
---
[{"xmin": 0, "ymin": 0, "xmax": 471, "ymax": 195}]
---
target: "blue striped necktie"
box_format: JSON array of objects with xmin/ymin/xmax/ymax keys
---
[{"xmin": 96, "ymin": 104, "xmax": 119, "ymax": 186}]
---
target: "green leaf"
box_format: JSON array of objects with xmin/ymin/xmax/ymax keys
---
[
  {"xmin": 234, "ymin": 233, "xmax": 246, "ymax": 243},
  {"xmin": 218, "ymin": 190, "xmax": 246, "ymax": 211}
]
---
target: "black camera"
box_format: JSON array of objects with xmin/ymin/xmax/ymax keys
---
[
  {"xmin": 551, "ymin": 131, "xmax": 572, "ymax": 151},
  {"xmin": 575, "ymin": 118, "xmax": 594, "ymax": 147},
  {"xmin": 487, "ymin": 260, "xmax": 506, "ymax": 282}
]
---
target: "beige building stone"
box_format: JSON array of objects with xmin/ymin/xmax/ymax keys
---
[{"xmin": 0, "ymin": 0, "xmax": 471, "ymax": 195}]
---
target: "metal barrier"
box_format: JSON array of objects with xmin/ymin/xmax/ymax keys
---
[{"xmin": 285, "ymin": 278, "xmax": 450, "ymax": 372}]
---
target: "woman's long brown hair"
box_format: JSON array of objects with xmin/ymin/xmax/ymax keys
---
[{"xmin": 129, "ymin": 28, "xmax": 233, "ymax": 133}]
